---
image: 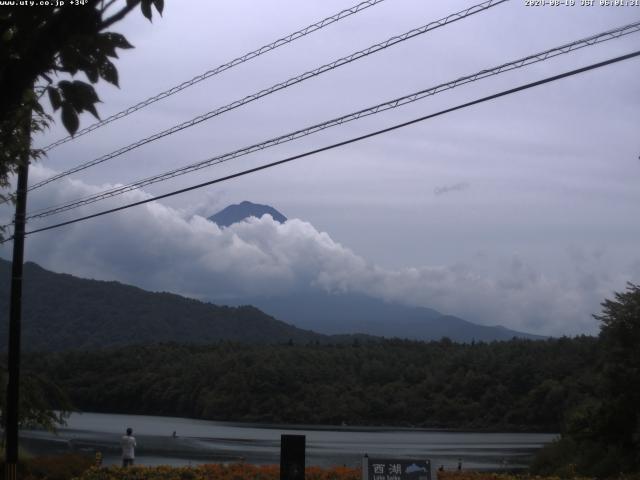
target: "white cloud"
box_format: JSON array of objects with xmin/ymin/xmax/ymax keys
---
[{"xmin": 0, "ymin": 165, "xmax": 632, "ymax": 337}]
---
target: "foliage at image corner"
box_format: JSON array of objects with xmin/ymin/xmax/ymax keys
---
[
  {"xmin": 0, "ymin": 0, "xmax": 164, "ymax": 205},
  {"xmin": 0, "ymin": 0, "xmax": 164, "ymax": 425},
  {"xmin": 531, "ymin": 283, "xmax": 640, "ymax": 477},
  {"xmin": 0, "ymin": 366, "xmax": 73, "ymax": 433}
]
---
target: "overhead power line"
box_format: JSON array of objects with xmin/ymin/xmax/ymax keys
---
[
  {"xmin": 41, "ymin": 0, "xmax": 389, "ymax": 152},
  {"xmin": 23, "ymin": 20, "xmax": 640, "ymax": 222},
  {"xmin": 7, "ymin": 49, "xmax": 638, "ymax": 242},
  {"xmin": 29, "ymin": 0, "xmax": 508, "ymax": 192}
]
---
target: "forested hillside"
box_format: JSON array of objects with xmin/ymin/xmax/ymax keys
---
[
  {"xmin": 0, "ymin": 259, "xmax": 539, "ymax": 348},
  {"xmin": 25, "ymin": 337, "xmax": 598, "ymax": 431},
  {"xmin": 0, "ymin": 260, "xmax": 338, "ymax": 350}
]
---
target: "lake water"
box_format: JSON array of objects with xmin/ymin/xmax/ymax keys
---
[{"xmin": 21, "ymin": 412, "xmax": 556, "ymax": 470}]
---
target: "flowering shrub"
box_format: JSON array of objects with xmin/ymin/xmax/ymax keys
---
[
  {"xmin": 0, "ymin": 453, "xmax": 94, "ymax": 480},
  {"xmin": 10, "ymin": 460, "xmax": 638, "ymax": 480},
  {"xmin": 437, "ymin": 472, "xmax": 639, "ymax": 480},
  {"xmin": 73, "ymin": 463, "xmax": 360, "ymax": 480}
]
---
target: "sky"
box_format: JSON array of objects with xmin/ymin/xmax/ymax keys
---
[{"xmin": 1, "ymin": 0, "xmax": 639, "ymax": 336}]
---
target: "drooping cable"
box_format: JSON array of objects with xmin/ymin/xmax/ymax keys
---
[
  {"xmin": 29, "ymin": 0, "xmax": 508, "ymax": 192},
  {"xmin": 23, "ymin": 20, "xmax": 640, "ymax": 222},
  {"xmin": 41, "ymin": 0, "xmax": 389, "ymax": 152},
  {"xmin": 5, "ymin": 49, "xmax": 637, "ymax": 242}
]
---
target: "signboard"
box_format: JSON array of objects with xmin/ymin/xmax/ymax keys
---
[{"xmin": 363, "ymin": 457, "xmax": 433, "ymax": 480}]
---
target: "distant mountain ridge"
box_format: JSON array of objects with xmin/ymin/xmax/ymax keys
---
[
  {"xmin": 0, "ymin": 259, "xmax": 360, "ymax": 352},
  {"xmin": 231, "ymin": 290, "xmax": 546, "ymax": 342},
  {"xmin": 207, "ymin": 202, "xmax": 544, "ymax": 342},
  {"xmin": 209, "ymin": 201, "xmax": 287, "ymax": 227}
]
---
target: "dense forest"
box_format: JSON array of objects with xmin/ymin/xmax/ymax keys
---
[{"xmin": 23, "ymin": 337, "xmax": 598, "ymax": 431}]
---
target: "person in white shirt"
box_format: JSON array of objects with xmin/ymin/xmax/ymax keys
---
[{"xmin": 120, "ymin": 427, "xmax": 136, "ymax": 467}]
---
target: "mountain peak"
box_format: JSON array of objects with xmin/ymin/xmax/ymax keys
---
[{"xmin": 208, "ymin": 201, "xmax": 287, "ymax": 228}]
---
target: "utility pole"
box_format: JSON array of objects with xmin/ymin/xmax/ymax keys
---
[{"xmin": 5, "ymin": 116, "xmax": 30, "ymax": 480}]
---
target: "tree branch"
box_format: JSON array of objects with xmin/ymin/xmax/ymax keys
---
[
  {"xmin": 101, "ymin": 0, "xmax": 120, "ymax": 13},
  {"xmin": 100, "ymin": 1, "xmax": 139, "ymax": 30}
]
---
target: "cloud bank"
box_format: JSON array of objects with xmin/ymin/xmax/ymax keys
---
[{"xmin": 0, "ymin": 165, "xmax": 632, "ymax": 336}]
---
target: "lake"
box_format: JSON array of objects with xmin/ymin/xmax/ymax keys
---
[{"xmin": 21, "ymin": 412, "xmax": 556, "ymax": 470}]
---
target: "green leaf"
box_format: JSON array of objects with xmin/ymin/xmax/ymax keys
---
[
  {"xmin": 47, "ymin": 87, "xmax": 62, "ymax": 111},
  {"xmin": 2, "ymin": 27, "xmax": 15, "ymax": 43},
  {"xmin": 85, "ymin": 103, "xmax": 100, "ymax": 120},
  {"xmin": 58, "ymin": 47, "xmax": 79, "ymax": 76},
  {"xmin": 103, "ymin": 32, "xmax": 134, "ymax": 50},
  {"xmin": 85, "ymin": 66, "xmax": 99, "ymax": 83},
  {"xmin": 141, "ymin": 0, "xmax": 152, "ymax": 21},
  {"xmin": 60, "ymin": 81, "xmax": 83, "ymax": 108},
  {"xmin": 58, "ymin": 81, "xmax": 101, "ymax": 119},
  {"xmin": 152, "ymin": 0, "xmax": 164, "ymax": 16},
  {"xmin": 98, "ymin": 34, "xmax": 118, "ymax": 58},
  {"xmin": 31, "ymin": 100, "xmax": 46, "ymax": 117},
  {"xmin": 58, "ymin": 80, "xmax": 73, "ymax": 98},
  {"xmin": 99, "ymin": 58, "xmax": 119, "ymax": 87},
  {"xmin": 71, "ymin": 80, "xmax": 100, "ymax": 105},
  {"xmin": 61, "ymin": 103, "xmax": 79, "ymax": 136}
]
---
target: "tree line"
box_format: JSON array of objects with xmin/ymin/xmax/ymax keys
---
[{"xmin": 22, "ymin": 336, "xmax": 598, "ymax": 432}]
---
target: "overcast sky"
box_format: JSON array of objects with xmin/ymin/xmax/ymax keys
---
[{"xmin": 1, "ymin": 0, "xmax": 639, "ymax": 336}]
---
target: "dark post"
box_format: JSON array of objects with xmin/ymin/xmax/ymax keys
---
[
  {"xmin": 280, "ymin": 434, "xmax": 305, "ymax": 480},
  {"xmin": 5, "ymin": 131, "xmax": 30, "ymax": 480}
]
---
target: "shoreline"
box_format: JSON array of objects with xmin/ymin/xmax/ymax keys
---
[
  {"xmin": 19, "ymin": 412, "xmax": 553, "ymax": 470},
  {"xmin": 56, "ymin": 410, "xmax": 560, "ymax": 435}
]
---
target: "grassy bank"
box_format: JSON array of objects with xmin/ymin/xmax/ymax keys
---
[
  {"xmin": 67, "ymin": 467, "xmax": 640, "ymax": 480},
  {"xmin": 4, "ymin": 458, "xmax": 639, "ymax": 480}
]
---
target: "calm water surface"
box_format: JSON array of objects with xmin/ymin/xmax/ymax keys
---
[{"xmin": 21, "ymin": 412, "xmax": 556, "ymax": 470}]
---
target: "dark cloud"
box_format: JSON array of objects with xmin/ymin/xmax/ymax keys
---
[{"xmin": 434, "ymin": 182, "xmax": 470, "ymax": 196}]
